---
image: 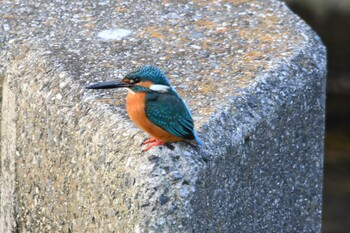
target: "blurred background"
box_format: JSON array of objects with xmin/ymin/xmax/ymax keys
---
[{"xmin": 284, "ymin": 0, "xmax": 350, "ymax": 232}]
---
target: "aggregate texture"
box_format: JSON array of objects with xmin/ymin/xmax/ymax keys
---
[{"xmin": 0, "ymin": 0, "xmax": 326, "ymax": 232}]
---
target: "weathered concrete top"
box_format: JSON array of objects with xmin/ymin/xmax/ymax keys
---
[
  {"xmin": 1, "ymin": 0, "xmax": 320, "ymax": 123},
  {"xmin": 1, "ymin": 0, "xmax": 326, "ymax": 232}
]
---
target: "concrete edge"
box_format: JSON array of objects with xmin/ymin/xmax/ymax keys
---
[{"xmin": 0, "ymin": 74, "xmax": 17, "ymax": 233}]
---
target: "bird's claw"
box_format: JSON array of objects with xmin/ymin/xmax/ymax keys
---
[
  {"xmin": 142, "ymin": 140, "xmax": 165, "ymax": 151},
  {"xmin": 142, "ymin": 137, "xmax": 158, "ymax": 145}
]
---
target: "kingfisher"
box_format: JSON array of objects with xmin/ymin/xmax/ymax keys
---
[{"xmin": 86, "ymin": 65, "xmax": 202, "ymax": 151}]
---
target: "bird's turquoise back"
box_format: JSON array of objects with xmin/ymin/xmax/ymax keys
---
[{"xmin": 145, "ymin": 91, "xmax": 195, "ymax": 140}]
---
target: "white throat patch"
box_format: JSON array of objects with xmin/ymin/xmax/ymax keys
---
[
  {"xmin": 127, "ymin": 88, "xmax": 136, "ymax": 95},
  {"xmin": 150, "ymin": 84, "xmax": 170, "ymax": 93}
]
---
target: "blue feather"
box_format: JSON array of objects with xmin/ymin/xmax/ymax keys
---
[
  {"xmin": 193, "ymin": 131, "xmax": 203, "ymax": 146},
  {"xmin": 145, "ymin": 91, "xmax": 197, "ymax": 141}
]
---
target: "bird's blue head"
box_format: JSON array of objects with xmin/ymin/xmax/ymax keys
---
[
  {"xmin": 86, "ymin": 65, "xmax": 171, "ymax": 92},
  {"xmin": 123, "ymin": 65, "xmax": 170, "ymax": 86}
]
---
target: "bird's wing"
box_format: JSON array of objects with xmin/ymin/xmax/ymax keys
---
[{"xmin": 145, "ymin": 92, "xmax": 195, "ymax": 140}]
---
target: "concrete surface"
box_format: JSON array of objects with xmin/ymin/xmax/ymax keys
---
[
  {"xmin": 0, "ymin": 0, "xmax": 326, "ymax": 232},
  {"xmin": 284, "ymin": 1, "xmax": 350, "ymax": 232}
]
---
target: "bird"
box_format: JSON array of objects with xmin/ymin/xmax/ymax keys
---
[{"xmin": 86, "ymin": 65, "xmax": 202, "ymax": 151}]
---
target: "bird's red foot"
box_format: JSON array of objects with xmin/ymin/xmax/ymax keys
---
[
  {"xmin": 142, "ymin": 139, "xmax": 165, "ymax": 151},
  {"xmin": 142, "ymin": 137, "xmax": 158, "ymax": 145}
]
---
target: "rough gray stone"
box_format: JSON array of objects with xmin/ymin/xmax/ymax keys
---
[{"xmin": 0, "ymin": 0, "xmax": 326, "ymax": 232}]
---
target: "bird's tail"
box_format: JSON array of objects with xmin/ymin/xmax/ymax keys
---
[{"xmin": 194, "ymin": 131, "xmax": 203, "ymax": 146}]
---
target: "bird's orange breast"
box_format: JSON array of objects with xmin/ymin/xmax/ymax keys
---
[{"xmin": 125, "ymin": 91, "xmax": 182, "ymax": 142}]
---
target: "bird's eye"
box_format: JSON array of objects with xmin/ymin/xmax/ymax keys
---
[{"xmin": 133, "ymin": 77, "xmax": 141, "ymax": 83}]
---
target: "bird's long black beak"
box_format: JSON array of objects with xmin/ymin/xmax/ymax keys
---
[{"xmin": 86, "ymin": 80, "xmax": 131, "ymax": 89}]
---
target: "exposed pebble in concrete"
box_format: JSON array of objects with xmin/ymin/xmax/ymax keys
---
[{"xmin": 97, "ymin": 29, "xmax": 132, "ymax": 41}]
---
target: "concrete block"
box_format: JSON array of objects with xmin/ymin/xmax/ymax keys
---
[{"xmin": 1, "ymin": 0, "xmax": 326, "ymax": 232}]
